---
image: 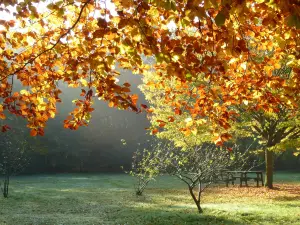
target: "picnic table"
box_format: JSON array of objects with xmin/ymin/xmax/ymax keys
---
[{"xmin": 224, "ymin": 171, "xmax": 264, "ymax": 187}]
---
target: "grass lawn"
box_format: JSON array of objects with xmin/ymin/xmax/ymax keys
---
[{"xmin": 0, "ymin": 172, "xmax": 300, "ymax": 225}]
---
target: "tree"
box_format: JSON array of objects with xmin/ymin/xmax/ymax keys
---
[
  {"xmin": 141, "ymin": 67, "xmax": 299, "ymax": 189},
  {"xmin": 133, "ymin": 141, "xmax": 258, "ymax": 213},
  {"xmin": 0, "ymin": 0, "xmax": 298, "ymax": 142},
  {"xmin": 130, "ymin": 140, "xmax": 167, "ymax": 195},
  {"xmin": 234, "ymin": 107, "xmax": 300, "ymax": 188},
  {"xmin": 0, "ymin": 131, "xmax": 31, "ymax": 197}
]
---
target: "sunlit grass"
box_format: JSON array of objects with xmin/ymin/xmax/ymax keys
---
[{"xmin": 0, "ymin": 172, "xmax": 300, "ymax": 225}]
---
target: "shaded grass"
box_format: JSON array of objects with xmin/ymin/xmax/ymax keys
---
[{"xmin": 0, "ymin": 172, "xmax": 300, "ymax": 225}]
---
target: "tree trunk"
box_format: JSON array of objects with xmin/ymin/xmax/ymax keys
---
[
  {"xmin": 265, "ymin": 149, "xmax": 273, "ymax": 189},
  {"xmin": 3, "ymin": 175, "xmax": 9, "ymax": 198},
  {"xmin": 188, "ymin": 186, "xmax": 203, "ymax": 213}
]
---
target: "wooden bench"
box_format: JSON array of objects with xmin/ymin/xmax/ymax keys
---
[
  {"xmin": 224, "ymin": 171, "xmax": 264, "ymax": 187},
  {"xmin": 213, "ymin": 170, "xmax": 236, "ymax": 187}
]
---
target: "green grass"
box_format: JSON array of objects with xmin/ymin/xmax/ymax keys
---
[{"xmin": 0, "ymin": 172, "xmax": 300, "ymax": 225}]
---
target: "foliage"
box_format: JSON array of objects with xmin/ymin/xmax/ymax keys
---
[
  {"xmin": 233, "ymin": 106, "xmax": 300, "ymax": 188},
  {"xmin": 140, "ymin": 70, "xmax": 214, "ymax": 147},
  {"xmin": 234, "ymin": 107, "xmax": 300, "ymax": 152},
  {"xmin": 0, "ymin": 0, "xmax": 298, "ymax": 141}
]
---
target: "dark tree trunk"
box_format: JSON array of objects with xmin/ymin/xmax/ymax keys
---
[
  {"xmin": 265, "ymin": 149, "xmax": 273, "ymax": 189},
  {"xmin": 188, "ymin": 186, "xmax": 203, "ymax": 213},
  {"xmin": 135, "ymin": 178, "xmax": 150, "ymax": 196},
  {"xmin": 2, "ymin": 160, "xmax": 10, "ymax": 198},
  {"xmin": 80, "ymin": 161, "xmax": 83, "ymax": 172},
  {"xmin": 3, "ymin": 174, "xmax": 9, "ymax": 198}
]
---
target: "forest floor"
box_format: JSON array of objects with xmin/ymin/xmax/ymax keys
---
[{"xmin": 0, "ymin": 172, "xmax": 300, "ymax": 225}]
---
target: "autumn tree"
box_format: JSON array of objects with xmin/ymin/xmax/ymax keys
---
[
  {"xmin": 141, "ymin": 59, "xmax": 299, "ymax": 189},
  {"xmin": 0, "ymin": 0, "xmax": 298, "ymax": 142},
  {"xmin": 137, "ymin": 1, "xmax": 299, "ymax": 191},
  {"xmin": 232, "ymin": 59, "xmax": 300, "ymax": 188}
]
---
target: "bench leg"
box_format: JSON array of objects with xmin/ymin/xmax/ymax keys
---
[{"xmin": 242, "ymin": 174, "xmax": 247, "ymax": 187}]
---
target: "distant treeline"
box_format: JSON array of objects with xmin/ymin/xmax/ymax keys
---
[
  {"xmin": 24, "ymin": 144, "xmax": 135, "ymax": 174},
  {"xmin": 1, "ymin": 133, "xmax": 299, "ymax": 175},
  {"xmin": 23, "ymin": 144, "xmax": 300, "ymax": 174}
]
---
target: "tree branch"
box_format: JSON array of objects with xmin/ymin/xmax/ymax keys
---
[{"xmin": 0, "ymin": 0, "xmax": 92, "ymax": 82}]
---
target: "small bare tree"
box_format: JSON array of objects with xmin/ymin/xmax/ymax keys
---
[
  {"xmin": 132, "ymin": 140, "xmax": 260, "ymax": 213},
  {"xmin": 0, "ymin": 131, "xmax": 31, "ymax": 198},
  {"xmin": 130, "ymin": 141, "xmax": 169, "ymax": 195},
  {"xmin": 162, "ymin": 144, "xmax": 259, "ymax": 213}
]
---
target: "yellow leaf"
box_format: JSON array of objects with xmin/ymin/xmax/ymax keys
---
[
  {"xmin": 49, "ymin": 110, "xmax": 56, "ymax": 118},
  {"xmin": 274, "ymin": 63, "xmax": 281, "ymax": 69},
  {"xmin": 293, "ymin": 152, "xmax": 300, "ymax": 157},
  {"xmin": 191, "ymin": 127, "xmax": 198, "ymax": 135},
  {"xmin": 133, "ymin": 33, "xmax": 142, "ymax": 42},
  {"xmin": 20, "ymin": 90, "xmax": 30, "ymax": 95},
  {"xmin": 196, "ymin": 119, "xmax": 207, "ymax": 125},
  {"xmin": 240, "ymin": 62, "xmax": 247, "ymax": 70},
  {"xmin": 105, "ymin": 32, "xmax": 117, "ymax": 40},
  {"xmin": 80, "ymin": 79, "xmax": 88, "ymax": 87},
  {"xmin": 185, "ymin": 118, "xmax": 193, "ymax": 127}
]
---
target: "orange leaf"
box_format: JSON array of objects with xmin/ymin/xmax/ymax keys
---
[
  {"xmin": 168, "ymin": 116, "xmax": 175, "ymax": 122},
  {"xmin": 159, "ymin": 122, "xmax": 166, "ymax": 127},
  {"xmin": 152, "ymin": 129, "xmax": 159, "ymax": 135},
  {"xmin": 123, "ymin": 82, "xmax": 131, "ymax": 87},
  {"xmin": 108, "ymin": 101, "xmax": 114, "ymax": 107},
  {"xmin": 0, "ymin": 113, "xmax": 6, "ymax": 119},
  {"xmin": 30, "ymin": 129, "xmax": 37, "ymax": 136},
  {"xmin": 38, "ymin": 128, "xmax": 45, "ymax": 136},
  {"xmin": 147, "ymin": 108, "xmax": 154, "ymax": 113},
  {"xmin": 122, "ymin": 87, "xmax": 131, "ymax": 92},
  {"xmin": 227, "ymin": 147, "xmax": 233, "ymax": 152},
  {"xmin": 131, "ymin": 94, "xmax": 138, "ymax": 105},
  {"xmin": 174, "ymin": 108, "xmax": 182, "ymax": 115}
]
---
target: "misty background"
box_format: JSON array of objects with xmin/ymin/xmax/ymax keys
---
[
  {"xmin": 0, "ymin": 69, "xmax": 299, "ymax": 174},
  {"xmin": 1, "ymin": 69, "xmax": 152, "ymax": 173}
]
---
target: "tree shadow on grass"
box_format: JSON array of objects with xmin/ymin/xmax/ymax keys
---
[
  {"xmin": 281, "ymin": 185, "xmax": 300, "ymax": 195},
  {"xmin": 113, "ymin": 205, "xmax": 243, "ymax": 225},
  {"xmin": 272, "ymin": 184, "xmax": 300, "ymax": 202},
  {"xmin": 273, "ymin": 195, "xmax": 300, "ymax": 202}
]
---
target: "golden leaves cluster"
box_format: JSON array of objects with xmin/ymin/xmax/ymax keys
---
[{"xmin": 0, "ymin": 0, "xmax": 298, "ymax": 140}]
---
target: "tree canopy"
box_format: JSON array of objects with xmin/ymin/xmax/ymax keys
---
[
  {"xmin": 0, "ymin": 0, "xmax": 299, "ymax": 141},
  {"xmin": 233, "ymin": 106, "xmax": 300, "ymax": 188}
]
